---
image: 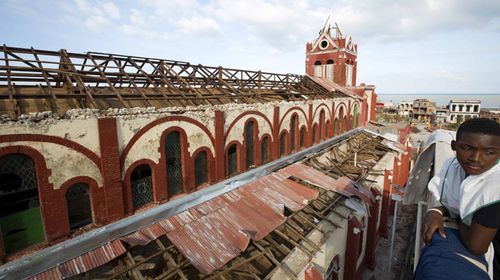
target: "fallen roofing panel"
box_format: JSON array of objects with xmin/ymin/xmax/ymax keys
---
[
  {"xmin": 279, "ymin": 163, "xmax": 356, "ymax": 196},
  {"xmin": 27, "ymin": 240, "xmax": 126, "ymax": 280}
]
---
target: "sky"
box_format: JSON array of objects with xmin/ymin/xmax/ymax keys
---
[{"xmin": 1, "ymin": 0, "xmax": 500, "ymax": 94}]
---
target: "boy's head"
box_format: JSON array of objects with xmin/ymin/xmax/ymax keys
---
[{"xmin": 451, "ymin": 118, "xmax": 500, "ymax": 175}]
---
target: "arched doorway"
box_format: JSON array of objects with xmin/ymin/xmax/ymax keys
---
[{"xmin": 0, "ymin": 154, "xmax": 45, "ymax": 254}]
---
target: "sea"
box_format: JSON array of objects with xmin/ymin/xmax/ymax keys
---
[{"xmin": 377, "ymin": 93, "xmax": 500, "ymax": 109}]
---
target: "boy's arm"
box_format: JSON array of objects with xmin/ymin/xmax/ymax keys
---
[
  {"xmin": 459, "ymin": 202, "xmax": 500, "ymax": 255},
  {"xmin": 458, "ymin": 222, "xmax": 497, "ymax": 255}
]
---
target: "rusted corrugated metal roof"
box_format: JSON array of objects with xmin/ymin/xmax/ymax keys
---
[
  {"xmin": 279, "ymin": 163, "xmax": 356, "ymax": 196},
  {"xmin": 163, "ymin": 173, "xmax": 318, "ymax": 275},
  {"xmin": 279, "ymin": 163, "xmax": 374, "ymax": 204},
  {"xmin": 27, "ymin": 240, "xmax": 126, "ymax": 280}
]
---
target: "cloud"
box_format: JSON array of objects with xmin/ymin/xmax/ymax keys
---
[
  {"xmin": 101, "ymin": 2, "xmax": 120, "ymax": 19},
  {"xmin": 175, "ymin": 15, "xmax": 222, "ymax": 36}
]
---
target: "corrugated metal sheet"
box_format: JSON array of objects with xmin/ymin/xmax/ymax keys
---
[
  {"xmin": 163, "ymin": 173, "xmax": 318, "ymax": 275},
  {"xmin": 28, "ymin": 169, "xmax": 321, "ymax": 278},
  {"xmin": 279, "ymin": 163, "xmax": 356, "ymax": 196},
  {"xmin": 334, "ymin": 177, "xmax": 374, "ymax": 204},
  {"xmin": 28, "ymin": 239, "xmax": 126, "ymax": 280}
]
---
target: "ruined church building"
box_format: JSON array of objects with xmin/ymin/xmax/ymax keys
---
[{"xmin": 0, "ymin": 21, "xmax": 410, "ymax": 280}]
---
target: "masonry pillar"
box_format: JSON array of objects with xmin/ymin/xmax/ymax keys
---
[
  {"xmin": 365, "ymin": 188, "xmax": 381, "ymax": 270},
  {"xmin": 214, "ymin": 110, "xmax": 226, "ymax": 181},
  {"xmin": 98, "ymin": 118, "xmax": 125, "ymax": 222},
  {"xmin": 379, "ymin": 169, "xmax": 392, "ymax": 238},
  {"xmin": 272, "ymin": 106, "xmax": 280, "ymax": 159},
  {"xmin": 307, "ymin": 103, "xmax": 313, "ymax": 146},
  {"xmin": 344, "ymin": 217, "xmax": 363, "ymax": 280}
]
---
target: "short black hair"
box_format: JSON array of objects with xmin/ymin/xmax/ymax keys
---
[{"xmin": 456, "ymin": 118, "xmax": 500, "ymax": 140}]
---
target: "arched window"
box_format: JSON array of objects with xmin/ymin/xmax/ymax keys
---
[
  {"xmin": 0, "ymin": 154, "xmax": 44, "ymax": 254},
  {"xmin": 319, "ymin": 110, "xmax": 325, "ymax": 140},
  {"xmin": 353, "ymin": 105, "xmax": 359, "ymax": 128},
  {"xmin": 261, "ymin": 136, "xmax": 270, "ymax": 164},
  {"xmin": 314, "ymin": 61, "xmax": 322, "ymax": 77},
  {"xmin": 279, "ymin": 133, "xmax": 287, "ymax": 156},
  {"xmin": 227, "ymin": 144, "xmax": 238, "ymax": 176},
  {"xmin": 131, "ymin": 164, "xmax": 153, "ymax": 210},
  {"xmin": 338, "ymin": 107, "xmax": 345, "ymax": 133},
  {"xmin": 165, "ymin": 131, "xmax": 184, "ymax": 197},
  {"xmin": 195, "ymin": 151, "xmax": 208, "ymax": 187},
  {"xmin": 66, "ymin": 183, "xmax": 92, "ymax": 230},
  {"xmin": 300, "ymin": 127, "xmax": 306, "ymax": 148},
  {"xmin": 290, "ymin": 115, "xmax": 297, "ymax": 151},
  {"xmin": 326, "ymin": 59, "xmax": 334, "ymax": 81},
  {"xmin": 312, "ymin": 124, "xmax": 318, "ymax": 144},
  {"xmin": 245, "ymin": 121, "xmax": 255, "ymax": 169}
]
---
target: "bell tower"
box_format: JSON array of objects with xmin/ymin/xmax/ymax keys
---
[{"xmin": 305, "ymin": 17, "xmax": 358, "ymax": 87}]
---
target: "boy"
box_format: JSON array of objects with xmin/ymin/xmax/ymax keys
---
[{"xmin": 416, "ymin": 118, "xmax": 500, "ymax": 279}]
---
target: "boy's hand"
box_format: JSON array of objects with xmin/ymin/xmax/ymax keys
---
[{"xmin": 422, "ymin": 211, "xmax": 447, "ymax": 244}]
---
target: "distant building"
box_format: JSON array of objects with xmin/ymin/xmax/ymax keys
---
[
  {"xmin": 435, "ymin": 106, "xmax": 449, "ymax": 123},
  {"xmin": 412, "ymin": 99, "xmax": 436, "ymax": 122},
  {"xmin": 397, "ymin": 101, "xmax": 412, "ymax": 116},
  {"xmin": 448, "ymin": 100, "xmax": 480, "ymax": 123}
]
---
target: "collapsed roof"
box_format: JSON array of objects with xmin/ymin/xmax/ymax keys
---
[{"xmin": 0, "ymin": 46, "xmax": 351, "ymax": 118}]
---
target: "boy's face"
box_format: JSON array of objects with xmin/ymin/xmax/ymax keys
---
[{"xmin": 451, "ymin": 132, "xmax": 499, "ymax": 175}]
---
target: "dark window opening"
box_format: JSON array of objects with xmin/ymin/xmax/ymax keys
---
[
  {"xmin": 314, "ymin": 61, "xmax": 322, "ymax": 65},
  {"xmin": 227, "ymin": 144, "xmax": 238, "ymax": 176},
  {"xmin": 320, "ymin": 40, "xmax": 328, "ymax": 49},
  {"xmin": 0, "ymin": 154, "xmax": 44, "ymax": 254},
  {"xmin": 261, "ymin": 137, "xmax": 269, "ymax": 164},
  {"xmin": 66, "ymin": 183, "xmax": 92, "ymax": 230},
  {"xmin": 300, "ymin": 127, "xmax": 306, "ymax": 148},
  {"xmin": 327, "ymin": 59, "xmax": 334, "ymax": 64},
  {"xmin": 165, "ymin": 131, "xmax": 184, "ymax": 197},
  {"xmin": 319, "ymin": 111, "xmax": 325, "ymax": 139},
  {"xmin": 279, "ymin": 133, "xmax": 286, "ymax": 156},
  {"xmin": 245, "ymin": 121, "xmax": 255, "ymax": 169},
  {"xmin": 290, "ymin": 115, "xmax": 297, "ymax": 151},
  {"xmin": 131, "ymin": 164, "xmax": 153, "ymax": 210},
  {"xmin": 195, "ymin": 151, "xmax": 208, "ymax": 186}
]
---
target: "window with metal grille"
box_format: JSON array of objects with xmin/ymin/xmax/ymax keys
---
[
  {"xmin": 319, "ymin": 111, "xmax": 325, "ymax": 139},
  {"xmin": 227, "ymin": 144, "xmax": 238, "ymax": 176},
  {"xmin": 300, "ymin": 127, "xmax": 306, "ymax": 148},
  {"xmin": 165, "ymin": 131, "xmax": 184, "ymax": 197},
  {"xmin": 245, "ymin": 121, "xmax": 255, "ymax": 169},
  {"xmin": 66, "ymin": 183, "xmax": 92, "ymax": 230},
  {"xmin": 0, "ymin": 154, "xmax": 38, "ymax": 218},
  {"xmin": 195, "ymin": 151, "xmax": 208, "ymax": 186},
  {"xmin": 261, "ymin": 136, "xmax": 269, "ymax": 163},
  {"xmin": 290, "ymin": 115, "xmax": 297, "ymax": 151},
  {"xmin": 0, "ymin": 154, "xmax": 44, "ymax": 254},
  {"xmin": 279, "ymin": 133, "xmax": 286, "ymax": 156},
  {"xmin": 131, "ymin": 164, "xmax": 153, "ymax": 210}
]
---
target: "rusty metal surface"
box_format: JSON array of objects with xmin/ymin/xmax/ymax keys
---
[
  {"xmin": 27, "ymin": 239, "xmax": 126, "ymax": 280},
  {"xmin": 163, "ymin": 172, "xmax": 318, "ymax": 275},
  {"xmin": 279, "ymin": 163, "xmax": 355, "ymax": 196}
]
